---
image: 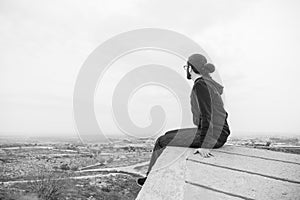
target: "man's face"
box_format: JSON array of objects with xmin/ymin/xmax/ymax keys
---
[{"xmin": 183, "ymin": 63, "xmax": 192, "ymax": 80}]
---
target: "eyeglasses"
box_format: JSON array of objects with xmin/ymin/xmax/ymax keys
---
[
  {"xmin": 183, "ymin": 64, "xmax": 193, "ymax": 72},
  {"xmin": 183, "ymin": 62, "xmax": 192, "ymax": 70}
]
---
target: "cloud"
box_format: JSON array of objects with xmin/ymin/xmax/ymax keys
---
[{"xmin": 0, "ymin": 0, "xmax": 299, "ymax": 136}]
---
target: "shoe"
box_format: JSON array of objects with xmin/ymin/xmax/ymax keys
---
[{"xmin": 136, "ymin": 176, "xmax": 147, "ymax": 187}]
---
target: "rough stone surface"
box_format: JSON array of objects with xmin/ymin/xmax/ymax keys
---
[
  {"xmin": 136, "ymin": 145, "xmax": 300, "ymax": 200},
  {"xmin": 135, "ymin": 147, "xmax": 189, "ymax": 200}
]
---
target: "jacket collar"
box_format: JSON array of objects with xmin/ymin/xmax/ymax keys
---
[
  {"xmin": 194, "ymin": 76, "xmax": 202, "ymax": 83},
  {"xmin": 193, "ymin": 75, "xmax": 224, "ymax": 95}
]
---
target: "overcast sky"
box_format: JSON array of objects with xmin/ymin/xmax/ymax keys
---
[{"xmin": 1, "ymin": 0, "xmax": 300, "ymax": 138}]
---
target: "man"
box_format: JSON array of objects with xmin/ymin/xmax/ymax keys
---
[{"xmin": 136, "ymin": 54, "xmax": 231, "ymax": 186}]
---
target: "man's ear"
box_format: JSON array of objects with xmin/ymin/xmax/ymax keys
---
[{"xmin": 190, "ymin": 68, "xmax": 195, "ymax": 75}]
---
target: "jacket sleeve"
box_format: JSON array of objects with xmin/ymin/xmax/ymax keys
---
[
  {"xmin": 193, "ymin": 81, "xmax": 218, "ymax": 148},
  {"xmin": 190, "ymin": 90, "xmax": 200, "ymax": 126}
]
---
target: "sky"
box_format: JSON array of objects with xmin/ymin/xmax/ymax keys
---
[{"xmin": 0, "ymin": 0, "xmax": 300, "ymax": 138}]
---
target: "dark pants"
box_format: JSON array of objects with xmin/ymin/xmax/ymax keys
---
[{"xmin": 146, "ymin": 127, "xmax": 229, "ymax": 175}]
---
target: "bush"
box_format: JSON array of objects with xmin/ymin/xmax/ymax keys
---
[
  {"xmin": 28, "ymin": 171, "xmax": 69, "ymax": 200},
  {"xmin": 70, "ymin": 166, "xmax": 79, "ymax": 171},
  {"xmin": 60, "ymin": 164, "xmax": 70, "ymax": 170}
]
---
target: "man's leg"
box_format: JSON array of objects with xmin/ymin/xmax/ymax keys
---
[
  {"xmin": 146, "ymin": 135, "xmax": 167, "ymax": 174},
  {"xmin": 137, "ymin": 127, "xmax": 221, "ymax": 186},
  {"xmin": 137, "ymin": 129, "xmax": 193, "ymax": 186},
  {"xmin": 146, "ymin": 128, "xmax": 199, "ymax": 174},
  {"xmin": 146, "ymin": 126, "xmax": 229, "ymax": 174}
]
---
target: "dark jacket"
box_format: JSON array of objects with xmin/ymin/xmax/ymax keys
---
[{"xmin": 190, "ymin": 75, "xmax": 230, "ymax": 148}]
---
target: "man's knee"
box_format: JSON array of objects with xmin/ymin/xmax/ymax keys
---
[
  {"xmin": 155, "ymin": 135, "xmax": 168, "ymax": 148},
  {"xmin": 158, "ymin": 135, "xmax": 166, "ymax": 142},
  {"xmin": 165, "ymin": 129, "xmax": 178, "ymax": 135}
]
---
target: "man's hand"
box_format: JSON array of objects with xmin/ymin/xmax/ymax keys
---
[{"xmin": 193, "ymin": 148, "xmax": 213, "ymax": 158}]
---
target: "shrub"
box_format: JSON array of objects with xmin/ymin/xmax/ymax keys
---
[
  {"xmin": 70, "ymin": 166, "xmax": 78, "ymax": 171},
  {"xmin": 28, "ymin": 171, "xmax": 69, "ymax": 200},
  {"xmin": 60, "ymin": 164, "xmax": 70, "ymax": 170}
]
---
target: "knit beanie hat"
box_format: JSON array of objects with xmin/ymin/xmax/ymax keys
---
[{"xmin": 188, "ymin": 54, "xmax": 215, "ymax": 74}]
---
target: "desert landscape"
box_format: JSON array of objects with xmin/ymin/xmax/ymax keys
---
[{"xmin": 1, "ymin": 134, "xmax": 299, "ymax": 200}]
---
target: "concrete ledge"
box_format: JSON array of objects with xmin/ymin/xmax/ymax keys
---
[{"xmin": 136, "ymin": 145, "xmax": 300, "ymax": 200}]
